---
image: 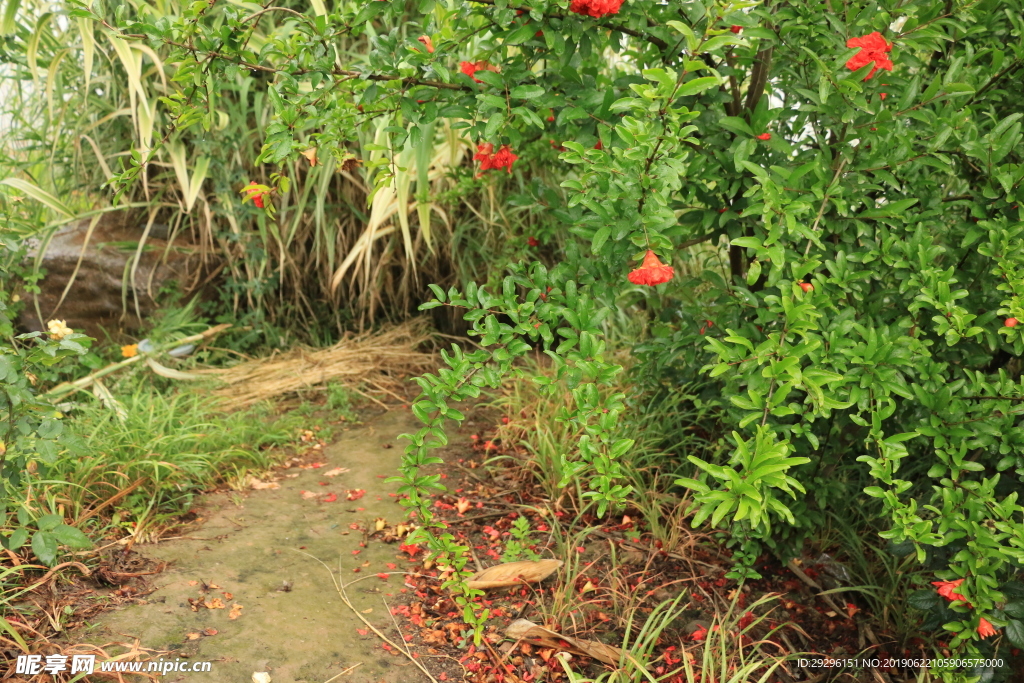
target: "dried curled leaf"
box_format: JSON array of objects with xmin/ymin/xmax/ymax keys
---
[
  {"xmin": 466, "ymin": 559, "xmax": 563, "ymax": 590},
  {"xmin": 506, "ymin": 619, "xmax": 626, "ymax": 667}
]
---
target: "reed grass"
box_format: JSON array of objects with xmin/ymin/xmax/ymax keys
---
[{"xmin": 0, "ymin": 0, "xmax": 558, "ymax": 337}]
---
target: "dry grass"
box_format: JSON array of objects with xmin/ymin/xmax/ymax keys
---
[{"xmin": 198, "ymin": 319, "xmax": 436, "ymax": 410}]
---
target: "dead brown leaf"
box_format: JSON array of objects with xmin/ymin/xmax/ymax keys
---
[
  {"xmin": 506, "ymin": 619, "xmax": 625, "ymax": 667},
  {"xmin": 229, "ymin": 603, "xmax": 244, "ymax": 620},
  {"xmin": 466, "ymin": 559, "xmax": 563, "ymax": 590},
  {"xmin": 421, "ymin": 629, "xmax": 447, "ymax": 646},
  {"xmin": 205, "ymin": 598, "xmax": 225, "ymax": 609},
  {"xmin": 186, "ymin": 632, "xmax": 201, "ymax": 641}
]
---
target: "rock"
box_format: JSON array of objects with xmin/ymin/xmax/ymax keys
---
[{"xmin": 18, "ymin": 213, "xmax": 211, "ymax": 338}]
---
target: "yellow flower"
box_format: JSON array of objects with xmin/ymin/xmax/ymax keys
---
[
  {"xmin": 46, "ymin": 319, "xmax": 72, "ymax": 340},
  {"xmin": 121, "ymin": 344, "xmax": 139, "ymax": 358}
]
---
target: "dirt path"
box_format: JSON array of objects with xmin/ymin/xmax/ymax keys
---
[{"xmin": 82, "ymin": 409, "xmax": 428, "ymax": 683}]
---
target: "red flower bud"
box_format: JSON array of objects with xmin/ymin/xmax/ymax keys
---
[
  {"xmin": 730, "ymin": 25, "xmax": 742, "ymax": 33},
  {"xmin": 1006, "ymin": 317, "xmax": 1019, "ymax": 328},
  {"xmin": 756, "ymin": 133, "xmax": 771, "ymax": 140}
]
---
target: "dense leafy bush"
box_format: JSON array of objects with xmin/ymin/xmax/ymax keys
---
[{"xmin": 18, "ymin": 0, "xmax": 1024, "ymax": 665}]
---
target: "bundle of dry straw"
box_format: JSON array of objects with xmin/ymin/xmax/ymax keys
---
[{"xmin": 200, "ymin": 320, "xmax": 436, "ymax": 410}]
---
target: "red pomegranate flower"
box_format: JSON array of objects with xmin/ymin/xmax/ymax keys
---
[
  {"xmin": 628, "ymin": 250, "xmax": 675, "ymax": 286},
  {"xmin": 756, "ymin": 133, "xmax": 771, "ymax": 140},
  {"xmin": 417, "ymin": 35, "xmax": 435, "ymax": 53},
  {"xmin": 846, "ymin": 31, "xmax": 893, "ymax": 80},
  {"xmin": 730, "ymin": 25, "xmax": 742, "ymax": 33},
  {"xmin": 243, "ymin": 181, "xmax": 267, "ymax": 209},
  {"xmin": 474, "ymin": 142, "xmax": 495, "ymax": 167},
  {"xmin": 978, "ymin": 617, "xmax": 998, "ymax": 638},
  {"xmin": 932, "ymin": 578, "xmax": 967, "ymax": 602},
  {"xmin": 528, "ymin": 236, "xmax": 539, "ymax": 247},
  {"xmin": 460, "ymin": 60, "xmax": 498, "ymax": 83},
  {"xmin": 474, "ymin": 143, "xmax": 518, "ymax": 176},
  {"xmin": 569, "ymin": 0, "xmax": 624, "ymax": 18},
  {"xmin": 491, "ymin": 145, "xmax": 518, "ymax": 173}
]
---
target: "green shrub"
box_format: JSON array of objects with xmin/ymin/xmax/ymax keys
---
[{"xmin": 17, "ymin": 0, "xmax": 1024, "ymax": 666}]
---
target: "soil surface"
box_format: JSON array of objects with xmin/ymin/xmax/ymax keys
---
[{"xmin": 80, "ymin": 409, "xmax": 423, "ymax": 683}]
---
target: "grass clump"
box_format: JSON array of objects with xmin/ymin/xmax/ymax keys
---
[{"xmin": 15, "ymin": 368, "xmax": 333, "ymax": 554}]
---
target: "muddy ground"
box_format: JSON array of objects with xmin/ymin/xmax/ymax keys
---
[{"xmin": 79, "ymin": 409, "xmax": 426, "ymax": 683}]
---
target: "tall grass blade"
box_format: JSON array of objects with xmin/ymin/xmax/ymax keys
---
[
  {"xmin": 0, "ymin": 178, "xmax": 74, "ymax": 218},
  {"xmin": 26, "ymin": 12, "xmax": 53, "ymax": 81},
  {"xmin": 77, "ymin": 16, "xmax": 94, "ymax": 92},
  {"xmin": 0, "ymin": 0, "xmax": 21, "ymax": 36}
]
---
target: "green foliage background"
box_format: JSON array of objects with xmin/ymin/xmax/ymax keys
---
[{"xmin": 2, "ymin": 0, "xmax": 1024, "ymax": 669}]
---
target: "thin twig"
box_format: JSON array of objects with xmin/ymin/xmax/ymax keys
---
[
  {"xmin": 323, "ymin": 662, "xmax": 362, "ymax": 683},
  {"xmin": 803, "ymin": 159, "xmax": 847, "ymax": 256},
  {"xmin": 294, "ymin": 550, "xmax": 439, "ymax": 683}
]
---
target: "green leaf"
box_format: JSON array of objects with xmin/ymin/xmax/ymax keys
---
[
  {"xmin": 1006, "ymin": 619, "xmax": 1024, "ymax": 648},
  {"xmin": 32, "ymin": 531, "xmax": 58, "ymax": 566},
  {"xmin": 36, "ymin": 514, "xmax": 62, "ymax": 532},
  {"xmin": 859, "ymin": 198, "xmax": 919, "ymax": 218},
  {"xmin": 6, "ymin": 528, "xmax": 27, "ymax": 551},
  {"xmin": 52, "ymin": 524, "xmax": 93, "ymax": 549},
  {"xmin": 731, "ymin": 236, "xmax": 762, "ymax": 249},
  {"xmin": 908, "ymin": 589, "xmax": 940, "ymax": 611},
  {"xmin": 510, "ymin": 85, "xmax": 544, "ymax": 99},
  {"xmin": 676, "ymin": 76, "xmax": 720, "ymax": 97},
  {"xmin": 474, "ymin": 70, "xmax": 504, "ymax": 89},
  {"xmin": 1004, "ymin": 601, "xmax": 1024, "ymax": 619},
  {"xmin": 719, "ymin": 116, "xmax": 755, "ymax": 137}
]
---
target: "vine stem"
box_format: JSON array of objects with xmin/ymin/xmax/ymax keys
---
[{"xmin": 803, "ymin": 158, "xmax": 847, "ymax": 257}]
